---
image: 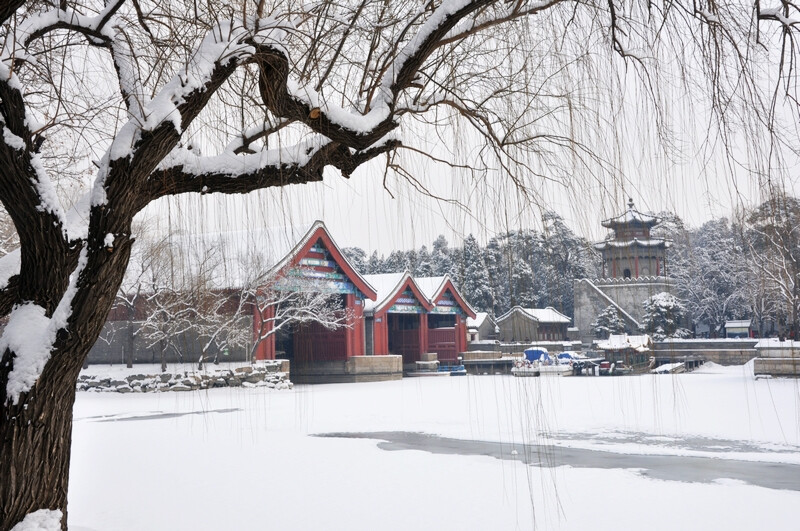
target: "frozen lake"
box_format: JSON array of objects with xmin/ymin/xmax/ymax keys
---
[
  {"xmin": 319, "ymin": 431, "xmax": 800, "ymax": 491},
  {"xmin": 68, "ymin": 362, "xmax": 800, "ymax": 530}
]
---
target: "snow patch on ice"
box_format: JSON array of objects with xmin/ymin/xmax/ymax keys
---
[{"xmin": 10, "ymin": 509, "xmax": 63, "ymax": 531}]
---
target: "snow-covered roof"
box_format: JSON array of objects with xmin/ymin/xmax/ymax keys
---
[
  {"xmin": 414, "ymin": 276, "xmax": 447, "ymax": 301},
  {"xmin": 601, "ymin": 198, "xmax": 660, "ymax": 229},
  {"xmin": 362, "ymin": 272, "xmax": 431, "ymax": 314},
  {"xmin": 725, "ymin": 320, "xmax": 752, "ymax": 328},
  {"xmin": 597, "ymin": 334, "xmax": 653, "ymax": 351},
  {"xmin": 414, "ymin": 274, "xmax": 477, "ymax": 318},
  {"xmin": 496, "ymin": 306, "xmax": 571, "ymax": 324},
  {"xmin": 755, "ymin": 338, "xmax": 800, "ymax": 349},
  {"xmin": 594, "ymin": 238, "xmax": 669, "ymax": 250},
  {"xmin": 467, "ymin": 312, "xmax": 492, "ymax": 329}
]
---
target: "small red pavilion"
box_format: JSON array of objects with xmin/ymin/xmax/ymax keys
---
[
  {"xmin": 416, "ymin": 275, "xmax": 476, "ymax": 363},
  {"xmin": 364, "ymin": 272, "xmax": 475, "ymax": 366},
  {"xmin": 253, "ymin": 221, "xmax": 377, "ymax": 364}
]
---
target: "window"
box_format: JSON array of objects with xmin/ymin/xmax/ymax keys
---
[{"xmin": 623, "ymin": 268, "xmax": 631, "ymax": 279}]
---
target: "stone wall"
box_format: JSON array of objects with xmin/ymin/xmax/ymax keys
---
[
  {"xmin": 77, "ymin": 360, "xmax": 292, "ymax": 393},
  {"xmin": 291, "ymin": 355, "xmax": 403, "ymax": 384},
  {"xmin": 573, "ymin": 278, "xmax": 672, "ymax": 345},
  {"xmin": 87, "ymin": 319, "xmax": 253, "ymax": 365},
  {"xmin": 654, "ymin": 339, "xmax": 757, "ymax": 366},
  {"xmin": 754, "ymin": 358, "xmax": 800, "ymax": 377}
]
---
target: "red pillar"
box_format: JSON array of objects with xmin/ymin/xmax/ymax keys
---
[
  {"xmin": 345, "ymin": 294, "xmax": 354, "ymax": 358},
  {"xmin": 346, "ymin": 295, "xmax": 365, "ymax": 357},
  {"xmin": 374, "ymin": 311, "xmax": 388, "ymax": 355},
  {"xmin": 456, "ymin": 316, "xmax": 466, "ymax": 354},
  {"xmin": 635, "ymin": 255, "xmax": 639, "ymax": 278},
  {"xmin": 419, "ymin": 313, "xmax": 429, "ymax": 356},
  {"xmin": 253, "ymin": 304, "xmax": 276, "ymax": 360}
]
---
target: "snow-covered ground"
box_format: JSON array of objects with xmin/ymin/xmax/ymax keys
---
[{"xmin": 68, "ymin": 362, "xmax": 800, "ymax": 530}]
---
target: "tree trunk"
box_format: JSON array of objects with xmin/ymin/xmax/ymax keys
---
[
  {"xmin": 0, "ymin": 226, "xmax": 134, "ymax": 530},
  {"xmin": 0, "ymin": 351, "xmax": 84, "ymax": 531}
]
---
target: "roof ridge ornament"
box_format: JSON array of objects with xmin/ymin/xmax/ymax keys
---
[{"xmin": 628, "ymin": 197, "xmax": 635, "ymax": 210}]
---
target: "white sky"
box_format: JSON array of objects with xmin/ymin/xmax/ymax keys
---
[{"xmin": 141, "ymin": 136, "xmax": 799, "ymax": 256}]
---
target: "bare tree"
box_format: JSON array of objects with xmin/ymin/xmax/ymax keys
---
[
  {"xmin": 0, "ymin": 1, "xmax": 798, "ymax": 528},
  {"xmin": 246, "ymin": 274, "xmax": 350, "ymax": 362},
  {"xmin": 744, "ymin": 194, "xmax": 800, "ymax": 338}
]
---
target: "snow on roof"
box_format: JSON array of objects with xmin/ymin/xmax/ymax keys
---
[
  {"xmin": 414, "ymin": 274, "xmax": 477, "ymax": 318},
  {"xmin": 601, "ymin": 198, "xmax": 660, "ymax": 228},
  {"xmin": 755, "ymin": 338, "xmax": 800, "ymax": 349},
  {"xmin": 597, "ymin": 334, "xmax": 653, "ymax": 351},
  {"xmin": 594, "ymin": 238, "xmax": 669, "ymax": 250},
  {"xmin": 414, "ymin": 276, "xmax": 447, "ymax": 301},
  {"xmin": 523, "ymin": 307, "xmax": 571, "ymax": 323},
  {"xmin": 725, "ymin": 320, "xmax": 752, "ymax": 328},
  {"xmin": 467, "ymin": 312, "xmax": 492, "ymax": 329},
  {"xmin": 497, "ymin": 306, "xmax": 571, "ymax": 324},
  {"xmin": 362, "ymin": 272, "xmax": 419, "ymax": 313}
]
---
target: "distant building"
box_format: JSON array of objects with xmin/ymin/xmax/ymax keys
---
[
  {"xmin": 495, "ymin": 306, "xmax": 571, "ymax": 342},
  {"xmin": 467, "ymin": 312, "xmax": 497, "ymax": 342},
  {"xmin": 596, "ymin": 334, "xmax": 654, "ymax": 367},
  {"xmin": 724, "ymin": 320, "xmax": 753, "ymax": 339},
  {"xmin": 573, "ymin": 199, "xmax": 674, "ymax": 345}
]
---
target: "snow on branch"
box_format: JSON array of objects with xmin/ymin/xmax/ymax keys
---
[
  {"xmin": 759, "ymin": 5, "xmax": 800, "ymax": 28},
  {"xmin": 2, "ymin": 0, "xmax": 125, "ymax": 59},
  {"xmin": 89, "ymin": 16, "xmax": 298, "ymax": 206},
  {"xmin": 148, "ymin": 134, "xmax": 397, "ymax": 200}
]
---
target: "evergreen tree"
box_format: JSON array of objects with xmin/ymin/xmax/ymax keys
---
[
  {"xmin": 366, "ymin": 251, "xmax": 384, "ymax": 274},
  {"xmin": 383, "ymin": 250, "xmax": 408, "ymax": 272},
  {"xmin": 342, "ymin": 247, "xmax": 367, "ymax": 273},
  {"xmin": 458, "ymin": 234, "xmax": 494, "ymax": 312},
  {"xmin": 641, "ymin": 292, "xmax": 690, "ymax": 340},
  {"xmin": 415, "ymin": 245, "xmax": 435, "ymax": 276},
  {"xmin": 591, "ymin": 305, "xmax": 626, "ymax": 338},
  {"xmin": 483, "ymin": 236, "xmax": 505, "ymax": 315},
  {"xmin": 431, "ymin": 235, "xmax": 452, "ymax": 276}
]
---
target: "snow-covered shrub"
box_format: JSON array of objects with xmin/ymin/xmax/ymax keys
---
[{"xmin": 641, "ymin": 292, "xmax": 688, "ymax": 340}]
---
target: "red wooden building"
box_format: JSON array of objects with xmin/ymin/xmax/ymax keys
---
[
  {"xmin": 364, "ymin": 273, "xmax": 475, "ymax": 366},
  {"xmin": 363, "ymin": 272, "xmax": 434, "ymax": 365},
  {"xmin": 416, "ymin": 276, "xmax": 476, "ymax": 363},
  {"xmin": 253, "ymin": 221, "xmax": 377, "ymax": 365}
]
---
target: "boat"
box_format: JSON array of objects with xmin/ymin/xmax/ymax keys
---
[
  {"xmin": 511, "ymin": 359, "xmax": 539, "ymax": 377},
  {"xmin": 538, "ymin": 363, "xmax": 574, "ymax": 376},
  {"xmin": 406, "ymin": 360, "xmax": 467, "ymax": 377},
  {"xmin": 650, "ymin": 362, "xmax": 686, "ymax": 374},
  {"xmin": 438, "ymin": 364, "xmax": 468, "ymax": 376},
  {"xmin": 527, "ymin": 348, "xmax": 574, "ymax": 376},
  {"xmin": 599, "ymin": 360, "xmax": 632, "ymax": 376}
]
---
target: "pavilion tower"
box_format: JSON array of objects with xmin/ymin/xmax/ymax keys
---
[
  {"xmin": 595, "ymin": 198, "xmax": 669, "ymax": 279},
  {"xmin": 572, "ymin": 199, "xmax": 673, "ymax": 345}
]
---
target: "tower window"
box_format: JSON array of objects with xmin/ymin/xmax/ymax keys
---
[{"xmin": 623, "ymin": 268, "xmax": 631, "ymax": 279}]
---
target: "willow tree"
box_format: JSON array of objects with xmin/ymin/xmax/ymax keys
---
[{"xmin": 1, "ymin": 1, "xmax": 797, "ymax": 529}]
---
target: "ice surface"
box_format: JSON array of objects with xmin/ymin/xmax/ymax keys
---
[{"xmin": 68, "ymin": 368, "xmax": 800, "ymax": 530}]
